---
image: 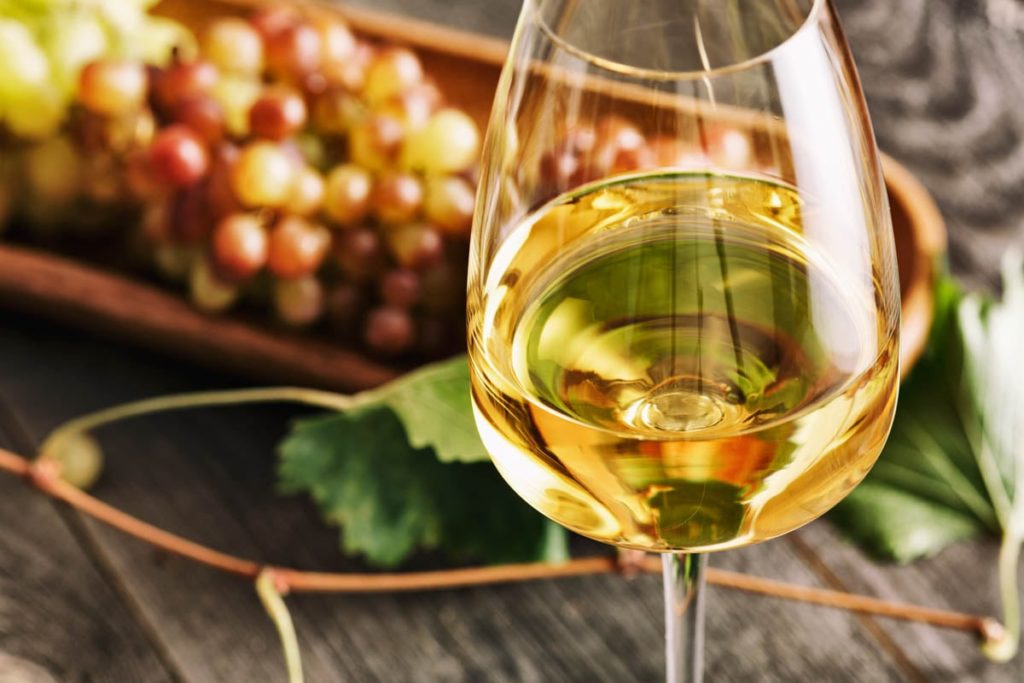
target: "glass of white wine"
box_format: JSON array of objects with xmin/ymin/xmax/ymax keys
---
[{"xmin": 467, "ymin": 1, "xmax": 900, "ymax": 680}]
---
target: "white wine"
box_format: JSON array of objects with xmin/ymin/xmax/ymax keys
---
[{"xmin": 468, "ymin": 172, "xmax": 899, "ymax": 552}]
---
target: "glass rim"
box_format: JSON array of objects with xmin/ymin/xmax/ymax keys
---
[{"xmin": 533, "ymin": 0, "xmax": 826, "ymax": 82}]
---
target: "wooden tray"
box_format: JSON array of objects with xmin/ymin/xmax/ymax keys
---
[{"xmin": 0, "ymin": 1, "xmax": 946, "ymax": 392}]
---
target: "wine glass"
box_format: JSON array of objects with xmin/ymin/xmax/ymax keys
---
[{"xmin": 466, "ymin": 0, "xmax": 900, "ymax": 680}]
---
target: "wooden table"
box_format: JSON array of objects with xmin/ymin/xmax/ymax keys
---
[{"xmin": 1, "ymin": 0, "xmax": 1022, "ymax": 681}]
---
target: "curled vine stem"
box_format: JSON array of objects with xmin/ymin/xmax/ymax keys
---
[{"xmin": 0, "ymin": 386, "xmax": 1007, "ymax": 664}]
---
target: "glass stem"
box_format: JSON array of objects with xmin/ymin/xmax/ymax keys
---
[{"xmin": 662, "ymin": 552, "xmax": 707, "ymax": 683}]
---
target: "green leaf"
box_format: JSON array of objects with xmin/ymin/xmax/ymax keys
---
[
  {"xmin": 830, "ymin": 481, "xmax": 982, "ymax": 564},
  {"xmin": 347, "ymin": 356, "xmax": 488, "ymax": 464},
  {"xmin": 279, "ymin": 409, "xmax": 443, "ymax": 567},
  {"xmin": 960, "ymin": 253, "xmax": 1024, "ymax": 514},
  {"xmin": 278, "ymin": 405, "xmax": 566, "ymax": 568},
  {"xmin": 831, "ymin": 273, "xmax": 997, "ymax": 562}
]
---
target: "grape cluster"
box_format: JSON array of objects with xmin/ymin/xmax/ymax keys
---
[
  {"xmin": 4, "ymin": 4, "xmax": 479, "ymax": 359},
  {"xmin": 537, "ymin": 115, "xmax": 756, "ymax": 199}
]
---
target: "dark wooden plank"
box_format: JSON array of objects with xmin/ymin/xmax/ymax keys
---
[
  {"xmin": 796, "ymin": 523, "xmax": 1024, "ymax": 682},
  {"xmin": 0, "ymin": 406, "xmax": 177, "ymax": 683},
  {"xmin": 0, "ymin": 314, "xmax": 909, "ymax": 682}
]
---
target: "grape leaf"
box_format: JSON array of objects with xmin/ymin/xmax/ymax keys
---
[
  {"xmin": 830, "ymin": 275, "xmax": 999, "ymax": 562},
  {"xmin": 278, "ymin": 406, "xmax": 567, "ymax": 568},
  {"xmin": 831, "ymin": 257, "xmax": 1024, "ymax": 660},
  {"xmin": 346, "ymin": 355, "xmax": 488, "ymax": 464}
]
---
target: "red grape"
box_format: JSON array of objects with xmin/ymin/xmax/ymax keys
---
[
  {"xmin": 248, "ymin": 86, "xmax": 308, "ymax": 140},
  {"xmin": 610, "ymin": 144, "xmax": 654, "ymax": 175},
  {"xmin": 153, "ymin": 60, "xmax": 219, "ymax": 112},
  {"xmin": 420, "ymin": 260, "xmax": 462, "ymax": 314},
  {"xmin": 125, "ymin": 150, "xmax": 163, "ymax": 201},
  {"xmin": 372, "ymin": 171, "xmax": 423, "ymax": 225},
  {"xmin": 78, "ymin": 60, "xmax": 148, "ymax": 116},
  {"xmin": 378, "ymin": 268, "xmax": 421, "ymax": 308},
  {"xmin": 386, "ymin": 224, "xmax": 443, "ymax": 270},
  {"xmin": 416, "ymin": 316, "xmax": 451, "ymax": 357},
  {"xmin": 148, "ymin": 125, "xmax": 210, "ymax": 188},
  {"xmin": 211, "ymin": 213, "xmax": 268, "ymax": 280},
  {"xmin": 650, "ymin": 135, "xmax": 707, "ymax": 168},
  {"xmin": 249, "ymin": 5, "xmax": 299, "ymax": 42},
  {"xmin": 170, "ymin": 95, "xmax": 226, "ymax": 145},
  {"xmin": 539, "ymin": 146, "xmax": 583, "ymax": 190},
  {"xmin": 590, "ymin": 114, "xmax": 646, "ymax": 175},
  {"xmin": 424, "ymin": 175, "xmax": 475, "ymax": 235},
  {"xmin": 333, "ymin": 227, "xmax": 383, "ymax": 281},
  {"xmin": 170, "ymin": 182, "xmax": 214, "ymax": 243},
  {"xmin": 705, "ymin": 124, "xmax": 753, "ymax": 169},
  {"xmin": 206, "ymin": 142, "xmax": 242, "ymax": 219},
  {"xmin": 364, "ymin": 306, "xmax": 415, "ymax": 355},
  {"xmin": 267, "ymin": 216, "xmax": 331, "ymax": 279},
  {"xmin": 324, "ymin": 164, "xmax": 372, "ymax": 227},
  {"xmin": 265, "ymin": 22, "xmax": 322, "ymax": 82},
  {"xmin": 325, "ymin": 283, "xmax": 365, "ymax": 334}
]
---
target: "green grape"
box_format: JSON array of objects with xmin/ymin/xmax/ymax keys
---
[
  {"xmin": 313, "ymin": 16, "xmax": 356, "ymax": 83},
  {"xmin": 212, "ymin": 75, "xmax": 261, "ymax": 137},
  {"xmin": 363, "ymin": 48, "xmax": 423, "ymax": 105},
  {"xmin": 45, "ymin": 12, "xmax": 109, "ymax": 97},
  {"xmin": 153, "ymin": 242, "xmax": 199, "ymax": 283},
  {"xmin": 399, "ymin": 108, "xmax": 480, "ymax": 175},
  {"xmin": 0, "ymin": 20, "xmax": 50, "ymax": 100},
  {"xmin": 5, "ymin": 88, "xmax": 64, "ymax": 140},
  {"xmin": 93, "ymin": 0, "xmax": 147, "ymax": 36},
  {"xmin": 190, "ymin": 256, "xmax": 240, "ymax": 312},
  {"xmin": 44, "ymin": 432, "xmax": 104, "ymax": 490},
  {"xmin": 423, "ymin": 175, "xmax": 475, "ymax": 235},
  {"xmin": 25, "ymin": 136, "xmax": 82, "ymax": 203},
  {"xmin": 137, "ymin": 17, "xmax": 197, "ymax": 66},
  {"xmin": 231, "ymin": 141, "xmax": 296, "ymax": 208},
  {"xmin": 324, "ymin": 163, "xmax": 372, "ymax": 226},
  {"xmin": 201, "ymin": 18, "xmax": 264, "ymax": 76},
  {"xmin": 287, "ymin": 165, "xmax": 325, "ymax": 216},
  {"xmin": 349, "ymin": 114, "xmax": 403, "ymax": 172},
  {"xmin": 273, "ymin": 276, "xmax": 324, "ymax": 326},
  {"xmin": 386, "ymin": 223, "xmax": 443, "ymax": 269}
]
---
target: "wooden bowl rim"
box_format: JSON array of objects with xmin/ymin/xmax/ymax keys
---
[{"xmin": 7, "ymin": 1, "xmax": 944, "ymax": 390}]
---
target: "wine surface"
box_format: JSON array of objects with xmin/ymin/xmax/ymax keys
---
[{"xmin": 468, "ymin": 172, "xmax": 898, "ymax": 552}]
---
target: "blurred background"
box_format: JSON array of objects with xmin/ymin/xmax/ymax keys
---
[{"xmin": 345, "ymin": 0, "xmax": 1024, "ymax": 284}]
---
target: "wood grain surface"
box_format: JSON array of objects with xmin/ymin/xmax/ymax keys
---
[{"xmin": 1, "ymin": 1, "xmax": 1021, "ymax": 682}]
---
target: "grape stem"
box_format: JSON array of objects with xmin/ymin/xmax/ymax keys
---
[
  {"xmin": 0, "ymin": 444, "xmax": 1003, "ymax": 640},
  {"xmin": 0, "ymin": 383, "xmax": 1008, "ymax": 669},
  {"xmin": 257, "ymin": 570, "xmax": 304, "ymax": 683}
]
